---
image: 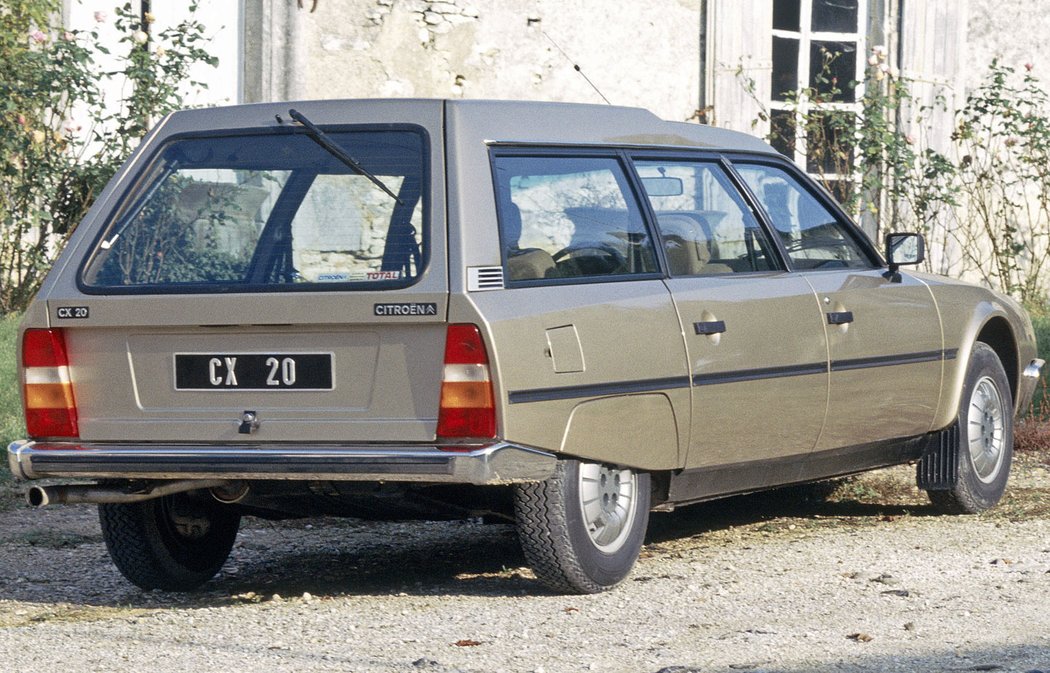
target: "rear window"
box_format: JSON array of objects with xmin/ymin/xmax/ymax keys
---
[{"xmin": 81, "ymin": 128, "xmax": 427, "ymax": 292}]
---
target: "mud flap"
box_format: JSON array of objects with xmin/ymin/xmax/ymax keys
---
[{"xmin": 916, "ymin": 423, "xmax": 960, "ymax": 490}]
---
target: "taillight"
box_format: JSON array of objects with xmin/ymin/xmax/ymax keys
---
[
  {"xmin": 22, "ymin": 328, "xmax": 79, "ymax": 438},
  {"xmin": 437, "ymin": 324, "xmax": 496, "ymax": 439}
]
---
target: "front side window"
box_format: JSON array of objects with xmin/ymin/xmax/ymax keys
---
[
  {"xmin": 493, "ymin": 155, "xmax": 658, "ymax": 282},
  {"xmin": 634, "ymin": 160, "xmax": 780, "ymax": 275},
  {"xmin": 735, "ymin": 162, "xmax": 873, "ymax": 270},
  {"xmin": 82, "ymin": 129, "xmax": 426, "ymax": 291}
]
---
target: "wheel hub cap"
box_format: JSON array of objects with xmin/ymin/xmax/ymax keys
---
[
  {"xmin": 967, "ymin": 376, "xmax": 1006, "ymax": 484},
  {"xmin": 578, "ymin": 463, "xmax": 638, "ymax": 553}
]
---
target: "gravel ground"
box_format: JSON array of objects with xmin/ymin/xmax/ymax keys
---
[{"xmin": 1, "ymin": 458, "xmax": 1049, "ymax": 673}]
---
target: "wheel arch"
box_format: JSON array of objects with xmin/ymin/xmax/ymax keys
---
[
  {"xmin": 976, "ymin": 316, "xmax": 1019, "ymax": 407},
  {"xmin": 935, "ymin": 309, "xmax": 1023, "ymax": 431}
]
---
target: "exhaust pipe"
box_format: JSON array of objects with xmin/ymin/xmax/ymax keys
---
[{"xmin": 27, "ymin": 479, "xmax": 229, "ymax": 507}]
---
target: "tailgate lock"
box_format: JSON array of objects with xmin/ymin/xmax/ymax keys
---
[{"xmin": 238, "ymin": 410, "xmax": 260, "ymax": 435}]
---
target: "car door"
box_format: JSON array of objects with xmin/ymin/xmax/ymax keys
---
[
  {"xmin": 732, "ymin": 160, "xmax": 943, "ymax": 452},
  {"xmin": 473, "ymin": 150, "xmax": 692, "ymax": 471},
  {"xmin": 631, "ymin": 156, "xmax": 829, "ymax": 485}
]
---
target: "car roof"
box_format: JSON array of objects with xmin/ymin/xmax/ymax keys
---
[{"xmin": 154, "ymin": 98, "xmax": 777, "ymax": 155}]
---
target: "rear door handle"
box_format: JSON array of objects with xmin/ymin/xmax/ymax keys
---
[
  {"xmin": 694, "ymin": 320, "xmax": 727, "ymax": 335},
  {"xmin": 826, "ymin": 311, "xmax": 854, "ymax": 325}
]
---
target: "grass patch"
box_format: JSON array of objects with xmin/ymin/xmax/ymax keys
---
[
  {"xmin": 1, "ymin": 312, "xmax": 24, "ymax": 503},
  {"xmin": 1015, "ymin": 311, "xmax": 1050, "ymax": 452},
  {"xmin": 2, "ymin": 528, "xmax": 100, "ymax": 549},
  {"xmin": 0, "ymin": 605, "xmax": 156, "ymax": 628},
  {"xmin": 0, "ymin": 312, "xmax": 24, "ymax": 448}
]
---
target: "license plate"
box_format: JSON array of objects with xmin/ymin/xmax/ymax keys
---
[{"xmin": 174, "ymin": 353, "xmax": 333, "ymax": 390}]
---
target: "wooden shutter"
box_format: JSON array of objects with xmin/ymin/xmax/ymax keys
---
[
  {"xmin": 899, "ymin": 0, "xmax": 968, "ymax": 152},
  {"xmin": 706, "ymin": 0, "xmax": 774, "ymax": 134}
]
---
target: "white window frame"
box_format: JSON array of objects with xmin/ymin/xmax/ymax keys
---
[{"xmin": 769, "ymin": 0, "xmax": 868, "ymax": 188}]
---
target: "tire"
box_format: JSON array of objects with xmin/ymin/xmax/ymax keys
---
[
  {"xmin": 513, "ymin": 459, "xmax": 650, "ymax": 594},
  {"xmin": 927, "ymin": 342, "xmax": 1014, "ymax": 514},
  {"xmin": 98, "ymin": 491, "xmax": 241, "ymax": 591}
]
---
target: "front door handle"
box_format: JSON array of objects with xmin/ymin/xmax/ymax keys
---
[
  {"xmin": 826, "ymin": 311, "xmax": 854, "ymax": 325},
  {"xmin": 694, "ymin": 320, "xmax": 727, "ymax": 335}
]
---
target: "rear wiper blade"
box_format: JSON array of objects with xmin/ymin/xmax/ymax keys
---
[{"xmin": 286, "ymin": 109, "xmax": 404, "ymax": 205}]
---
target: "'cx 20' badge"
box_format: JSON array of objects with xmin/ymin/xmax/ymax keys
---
[{"xmin": 56, "ymin": 306, "xmax": 89, "ymax": 319}]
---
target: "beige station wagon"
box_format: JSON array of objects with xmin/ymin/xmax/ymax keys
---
[{"xmin": 7, "ymin": 99, "xmax": 1044, "ymax": 594}]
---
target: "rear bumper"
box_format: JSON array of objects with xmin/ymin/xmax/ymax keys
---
[{"xmin": 6, "ymin": 440, "xmax": 557, "ymax": 485}]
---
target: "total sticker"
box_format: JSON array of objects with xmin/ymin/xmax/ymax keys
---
[{"xmin": 364, "ymin": 270, "xmax": 402, "ymax": 280}]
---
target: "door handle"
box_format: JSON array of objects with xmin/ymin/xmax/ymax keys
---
[
  {"xmin": 826, "ymin": 311, "xmax": 854, "ymax": 325},
  {"xmin": 694, "ymin": 320, "xmax": 727, "ymax": 335}
]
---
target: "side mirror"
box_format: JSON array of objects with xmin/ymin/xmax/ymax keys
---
[{"xmin": 885, "ymin": 232, "xmax": 925, "ymax": 275}]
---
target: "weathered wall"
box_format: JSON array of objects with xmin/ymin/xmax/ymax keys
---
[
  {"xmin": 967, "ymin": 0, "xmax": 1050, "ymax": 85},
  {"xmin": 245, "ymin": 0, "xmax": 702, "ymax": 122}
]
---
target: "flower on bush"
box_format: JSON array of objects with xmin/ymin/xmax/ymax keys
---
[
  {"xmin": 132, "ymin": 30, "xmax": 148, "ymax": 44},
  {"xmin": 29, "ymin": 29, "xmax": 47, "ymax": 44},
  {"xmin": 94, "ymin": 11, "xmax": 107, "ymax": 23}
]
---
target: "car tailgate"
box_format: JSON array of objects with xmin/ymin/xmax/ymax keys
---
[{"xmin": 46, "ymin": 291, "xmax": 447, "ymax": 443}]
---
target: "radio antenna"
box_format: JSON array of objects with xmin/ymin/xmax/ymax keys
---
[{"xmin": 542, "ymin": 31, "xmax": 612, "ymax": 105}]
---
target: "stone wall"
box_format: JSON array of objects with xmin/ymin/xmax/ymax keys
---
[{"xmin": 246, "ymin": 0, "xmax": 703, "ymax": 123}]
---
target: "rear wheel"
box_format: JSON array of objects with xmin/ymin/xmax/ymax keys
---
[
  {"xmin": 927, "ymin": 342, "xmax": 1014, "ymax": 514},
  {"xmin": 514, "ymin": 459, "xmax": 650, "ymax": 594},
  {"xmin": 99, "ymin": 491, "xmax": 241, "ymax": 591}
]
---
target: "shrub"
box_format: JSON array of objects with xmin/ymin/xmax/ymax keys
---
[{"xmin": 0, "ymin": 0, "xmax": 216, "ymax": 315}]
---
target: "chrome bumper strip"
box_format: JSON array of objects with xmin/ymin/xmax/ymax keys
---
[
  {"xmin": 1017, "ymin": 358, "xmax": 1045, "ymax": 415},
  {"xmin": 6, "ymin": 440, "xmax": 557, "ymax": 485}
]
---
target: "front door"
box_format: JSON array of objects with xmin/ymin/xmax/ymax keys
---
[{"xmin": 733, "ymin": 160, "xmax": 943, "ymax": 454}]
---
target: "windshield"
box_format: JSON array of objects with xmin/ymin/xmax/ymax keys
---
[{"xmin": 81, "ymin": 128, "xmax": 427, "ymax": 292}]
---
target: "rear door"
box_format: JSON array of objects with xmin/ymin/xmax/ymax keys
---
[
  {"xmin": 631, "ymin": 155, "xmax": 829, "ymax": 477},
  {"xmin": 42, "ymin": 107, "xmax": 449, "ymax": 444},
  {"xmin": 475, "ymin": 150, "xmax": 690, "ymax": 471}
]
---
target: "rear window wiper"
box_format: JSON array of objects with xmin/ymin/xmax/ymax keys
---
[{"xmin": 286, "ymin": 109, "xmax": 404, "ymax": 205}]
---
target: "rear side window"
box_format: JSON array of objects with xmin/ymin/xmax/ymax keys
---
[
  {"xmin": 81, "ymin": 129, "xmax": 427, "ymax": 292},
  {"xmin": 733, "ymin": 162, "xmax": 873, "ymax": 270},
  {"xmin": 492, "ymin": 155, "xmax": 659, "ymax": 282},
  {"xmin": 634, "ymin": 160, "xmax": 780, "ymax": 275}
]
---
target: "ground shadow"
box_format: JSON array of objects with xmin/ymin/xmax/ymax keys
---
[
  {"xmin": 0, "ymin": 481, "xmax": 942, "ymax": 607},
  {"xmin": 646, "ymin": 484, "xmax": 939, "ymax": 544}
]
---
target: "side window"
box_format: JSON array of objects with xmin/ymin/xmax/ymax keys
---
[
  {"xmin": 493, "ymin": 155, "xmax": 658, "ymax": 282},
  {"xmin": 634, "ymin": 160, "xmax": 779, "ymax": 275},
  {"xmin": 734, "ymin": 162, "xmax": 873, "ymax": 270}
]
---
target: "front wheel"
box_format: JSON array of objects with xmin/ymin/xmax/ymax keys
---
[
  {"xmin": 514, "ymin": 459, "xmax": 650, "ymax": 594},
  {"xmin": 99, "ymin": 491, "xmax": 241, "ymax": 591},
  {"xmin": 926, "ymin": 342, "xmax": 1014, "ymax": 514}
]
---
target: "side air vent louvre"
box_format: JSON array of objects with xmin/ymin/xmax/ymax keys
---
[{"xmin": 467, "ymin": 266, "xmax": 504, "ymax": 292}]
